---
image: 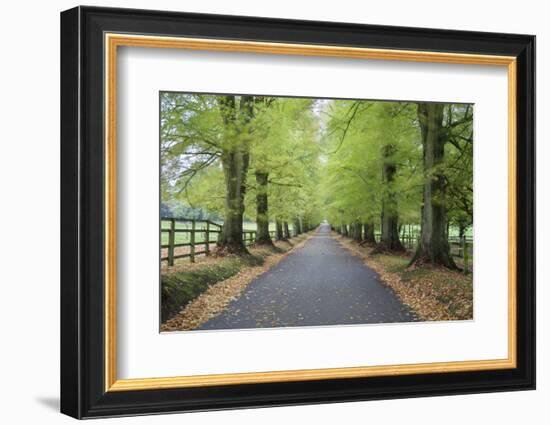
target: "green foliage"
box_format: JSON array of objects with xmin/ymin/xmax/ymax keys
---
[
  {"xmin": 443, "ymin": 104, "xmax": 474, "ymax": 233},
  {"xmin": 321, "ymin": 101, "xmax": 422, "ymax": 228},
  {"xmin": 161, "ymin": 92, "xmax": 323, "ymax": 227},
  {"xmin": 248, "ymin": 97, "xmax": 322, "ymax": 224},
  {"xmin": 160, "ymin": 92, "xmax": 473, "ymax": 245}
]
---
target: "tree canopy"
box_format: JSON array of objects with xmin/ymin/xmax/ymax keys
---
[{"xmin": 161, "ymin": 92, "xmax": 473, "ymax": 267}]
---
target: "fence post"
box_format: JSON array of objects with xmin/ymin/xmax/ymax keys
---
[
  {"xmin": 205, "ymin": 221, "xmax": 210, "ymax": 255},
  {"xmin": 168, "ymin": 218, "xmax": 175, "ymax": 266},
  {"xmin": 462, "ymin": 236, "xmax": 469, "ymax": 274},
  {"xmin": 190, "ymin": 220, "xmax": 196, "ymax": 263}
]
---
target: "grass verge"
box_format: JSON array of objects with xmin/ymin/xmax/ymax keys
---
[{"xmin": 161, "ymin": 254, "xmax": 263, "ymax": 323}]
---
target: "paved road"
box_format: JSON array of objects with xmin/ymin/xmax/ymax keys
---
[{"xmin": 199, "ymin": 223, "xmax": 417, "ymax": 330}]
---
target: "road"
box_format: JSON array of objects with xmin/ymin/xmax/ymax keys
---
[{"xmin": 198, "ymin": 223, "xmax": 417, "ymax": 330}]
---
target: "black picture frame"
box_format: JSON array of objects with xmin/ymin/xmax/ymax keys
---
[{"xmin": 60, "ymin": 5, "xmax": 535, "ymax": 419}]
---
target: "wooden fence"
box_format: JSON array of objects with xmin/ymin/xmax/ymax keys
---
[
  {"xmin": 449, "ymin": 236, "xmax": 473, "ymax": 273},
  {"xmin": 161, "ymin": 218, "xmax": 277, "ymax": 266},
  {"xmin": 371, "ymin": 232, "xmax": 473, "ymax": 272},
  {"xmin": 332, "ymin": 223, "xmax": 473, "ymax": 272}
]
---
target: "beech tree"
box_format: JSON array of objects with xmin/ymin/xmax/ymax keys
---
[
  {"xmin": 445, "ymin": 105, "xmax": 474, "ymax": 239},
  {"xmin": 249, "ymin": 98, "xmax": 321, "ymax": 243},
  {"xmin": 322, "ymin": 101, "xmax": 420, "ymax": 251},
  {"xmin": 410, "ymin": 103, "xmax": 472, "ymax": 268},
  {"xmin": 161, "ymin": 93, "xmax": 321, "ymax": 256},
  {"xmin": 215, "ymin": 95, "xmax": 258, "ymax": 253},
  {"xmin": 160, "ymin": 93, "xmax": 259, "ymax": 254}
]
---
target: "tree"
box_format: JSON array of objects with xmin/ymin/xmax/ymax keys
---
[
  {"xmin": 322, "ymin": 101, "xmax": 419, "ymax": 251},
  {"xmin": 362, "ymin": 222, "xmax": 376, "ymax": 244},
  {"xmin": 321, "ymin": 101, "xmax": 382, "ymax": 239},
  {"xmin": 216, "ymin": 95, "xmax": 257, "ymax": 254},
  {"xmin": 249, "ymin": 98, "xmax": 321, "ymax": 241},
  {"xmin": 254, "ymin": 170, "xmax": 272, "ymax": 244},
  {"xmin": 160, "ymin": 93, "xmax": 257, "ymax": 255},
  {"xmin": 377, "ymin": 141, "xmax": 405, "ymax": 252},
  {"xmin": 445, "ymin": 105, "xmax": 474, "ymax": 239},
  {"xmin": 161, "ymin": 93, "xmax": 322, "ymax": 254},
  {"xmin": 410, "ymin": 103, "xmax": 458, "ymax": 268}
]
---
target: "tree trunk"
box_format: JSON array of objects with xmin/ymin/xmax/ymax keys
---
[
  {"xmin": 254, "ymin": 171, "xmax": 274, "ymax": 246},
  {"xmin": 458, "ymin": 222, "xmax": 467, "ymax": 239},
  {"xmin": 219, "ymin": 149, "xmax": 249, "ymax": 254},
  {"xmin": 283, "ymin": 221, "xmax": 290, "ymax": 239},
  {"xmin": 293, "ymin": 218, "xmax": 301, "ymax": 236},
  {"xmin": 362, "ymin": 223, "xmax": 376, "ymax": 244},
  {"xmin": 342, "ymin": 224, "xmax": 348, "ymax": 237},
  {"xmin": 410, "ymin": 103, "xmax": 457, "ymax": 269},
  {"xmin": 217, "ymin": 95, "xmax": 255, "ymax": 255},
  {"xmin": 376, "ymin": 144, "xmax": 405, "ymax": 252},
  {"xmin": 275, "ymin": 218, "xmax": 284, "ymax": 240},
  {"xmin": 352, "ymin": 221, "xmax": 362, "ymax": 242},
  {"xmin": 379, "ymin": 208, "xmax": 403, "ymax": 251}
]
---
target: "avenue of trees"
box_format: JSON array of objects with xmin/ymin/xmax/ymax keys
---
[
  {"xmin": 161, "ymin": 92, "xmax": 473, "ymax": 269},
  {"xmin": 322, "ymin": 100, "xmax": 473, "ymax": 269},
  {"xmin": 161, "ymin": 92, "xmax": 322, "ymax": 255}
]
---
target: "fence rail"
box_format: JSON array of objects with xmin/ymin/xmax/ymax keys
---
[
  {"xmin": 161, "ymin": 218, "xmax": 280, "ymax": 266},
  {"xmin": 338, "ymin": 226, "xmax": 473, "ymax": 273}
]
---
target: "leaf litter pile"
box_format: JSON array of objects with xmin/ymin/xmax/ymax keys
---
[
  {"xmin": 338, "ymin": 237, "xmax": 473, "ymax": 321},
  {"xmin": 161, "ymin": 234, "xmax": 312, "ymax": 332}
]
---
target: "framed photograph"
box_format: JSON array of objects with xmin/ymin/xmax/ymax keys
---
[{"xmin": 60, "ymin": 6, "xmax": 535, "ymax": 419}]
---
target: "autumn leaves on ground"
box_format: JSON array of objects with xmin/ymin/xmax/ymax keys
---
[
  {"xmin": 161, "ymin": 233, "xmax": 312, "ymax": 331},
  {"xmin": 161, "ymin": 226, "xmax": 472, "ymax": 332},
  {"xmin": 339, "ymin": 238, "xmax": 473, "ymax": 321},
  {"xmin": 160, "ymin": 93, "xmax": 473, "ymax": 331}
]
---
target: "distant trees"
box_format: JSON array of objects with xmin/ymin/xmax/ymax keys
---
[
  {"xmin": 248, "ymin": 97, "xmax": 319, "ymax": 245},
  {"xmin": 160, "ymin": 200, "xmax": 219, "ymax": 221},
  {"xmin": 322, "ymin": 101, "xmax": 420, "ymax": 253}
]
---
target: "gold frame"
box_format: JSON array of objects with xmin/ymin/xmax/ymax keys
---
[{"xmin": 104, "ymin": 33, "xmax": 517, "ymax": 392}]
